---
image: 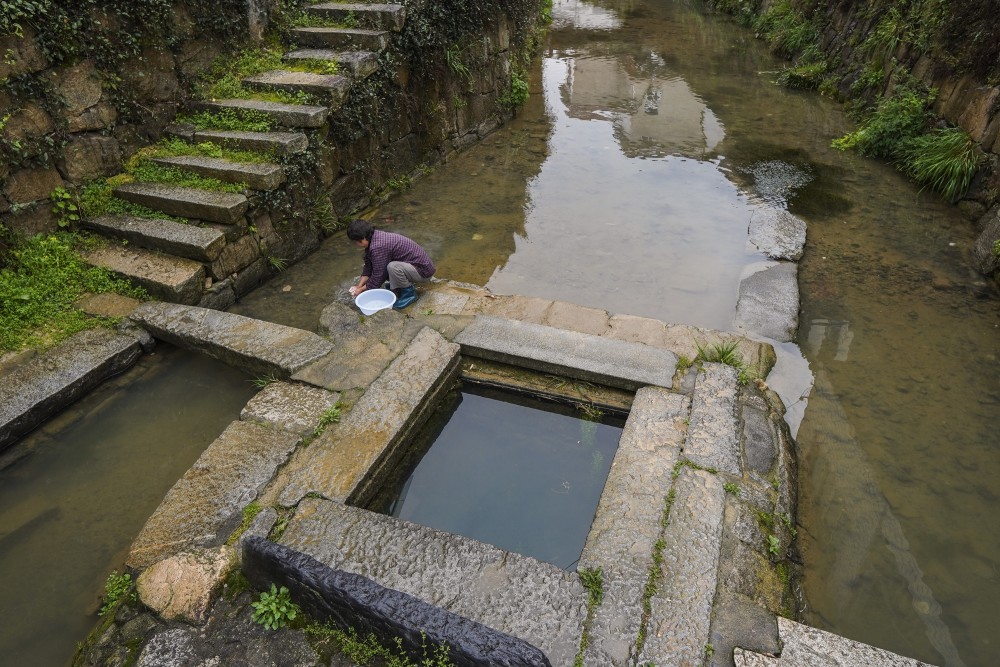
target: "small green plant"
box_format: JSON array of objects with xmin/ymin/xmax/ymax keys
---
[
  {"xmin": 179, "ymin": 108, "xmax": 274, "ymax": 133},
  {"xmin": 267, "ymin": 256, "xmax": 289, "ymax": 271},
  {"xmin": 676, "ymin": 355, "xmax": 692, "ymax": 372},
  {"xmin": 767, "ymin": 534, "xmax": 781, "ymax": 556},
  {"xmin": 579, "ymin": 567, "xmax": 604, "ymax": 606},
  {"xmin": 445, "ymin": 44, "xmax": 471, "ymax": 80},
  {"xmin": 50, "ymin": 186, "xmax": 81, "ymax": 228},
  {"xmin": 780, "ymin": 512, "xmax": 797, "ymax": 538},
  {"xmin": 502, "ymin": 71, "xmax": 529, "ymax": 108},
  {"xmin": 227, "ymin": 501, "xmax": 264, "ymax": 545},
  {"xmin": 993, "ymin": 239, "xmax": 1000, "ymax": 257},
  {"xmin": 723, "ymin": 482, "xmax": 741, "ymax": 496},
  {"xmin": 694, "ymin": 339, "xmax": 743, "ymax": 366},
  {"xmin": 776, "ymin": 60, "xmax": 827, "ymax": 89},
  {"xmin": 251, "ymin": 374, "xmax": 281, "ymax": 388},
  {"xmin": 313, "ymin": 403, "xmax": 342, "ymax": 437},
  {"xmin": 705, "ymin": 643, "xmax": 716, "ymax": 658},
  {"xmin": 832, "ymin": 86, "xmax": 930, "ymax": 159},
  {"xmin": 898, "ymin": 126, "xmax": 984, "ymax": 202},
  {"xmin": 99, "ymin": 570, "xmax": 135, "ymax": 616},
  {"xmin": 576, "ymin": 402, "xmax": 605, "ymax": 422},
  {"xmin": 251, "ymin": 584, "xmax": 301, "ymax": 630},
  {"xmin": 305, "ymin": 624, "xmax": 456, "ymax": 666},
  {"xmin": 756, "ymin": 510, "xmax": 776, "ymax": 530}
]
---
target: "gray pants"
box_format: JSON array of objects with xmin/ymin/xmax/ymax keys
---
[{"xmin": 387, "ymin": 261, "xmax": 427, "ymax": 290}]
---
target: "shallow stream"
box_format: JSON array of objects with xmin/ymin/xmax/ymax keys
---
[{"xmin": 236, "ymin": 1, "xmax": 1000, "ymax": 665}]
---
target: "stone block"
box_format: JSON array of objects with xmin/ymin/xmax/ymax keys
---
[
  {"xmin": 686, "ymin": 363, "xmax": 741, "ymax": 474},
  {"xmin": 130, "ymin": 302, "xmax": 334, "ymax": 378},
  {"xmin": 1, "ymin": 102, "xmax": 55, "ymax": 143},
  {"xmin": 210, "ymin": 233, "xmax": 262, "ymax": 279},
  {"xmin": 48, "ymin": 60, "xmax": 103, "ymax": 118},
  {"xmin": 735, "ymin": 262, "xmax": 799, "ymax": 343},
  {"xmin": 277, "ymin": 499, "xmax": 585, "ymax": 666},
  {"xmin": 748, "ymin": 208, "xmax": 807, "ymax": 261},
  {"xmin": 543, "ymin": 300, "xmax": 610, "ymax": 336},
  {"xmin": 4, "ymin": 166, "xmax": 63, "ymax": 204},
  {"xmin": 280, "ymin": 326, "xmax": 460, "ymax": 505},
  {"xmin": 136, "ymin": 547, "xmax": 236, "ymax": 624},
  {"xmin": 243, "ymin": 537, "xmax": 553, "ymax": 667},
  {"xmin": 0, "ymin": 328, "xmax": 141, "ymax": 451},
  {"xmin": 127, "ymin": 420, "xmax": 301, "ymax": 569},
  {"xmin": 241, "ymin": 382, "xmax": 340, "ymax": 436},
  {"xmin": 61, "ymin": 135, "xmax": 122, "ymax": 183}
]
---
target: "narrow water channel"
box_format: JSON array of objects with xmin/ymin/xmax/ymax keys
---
[
  {"xmin": 235, "ymin": 1, "xmax": 999, "ymax": 665},
  {"xmin": 0, "ymin": 347, "xmax": 256, "ymax": 666}
]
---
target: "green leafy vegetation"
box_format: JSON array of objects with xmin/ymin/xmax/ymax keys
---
[
  {"xmin": 178, "ymin": 108, "xmax": 276, "ymax": 133},
  {"xmin": 251, "ymin": 584, "xmax": 301, "ymax": 630},
  {"xmin": 898, "ymin": 126, "xmax": 984, "ymax": 202},
  {"xmin": 98, "ymin": 570, "xmax": 135, "ymax": 617},
  {"xmin": 313, "ymin": 403, "xmax": 343, "ymax": 437},
  {"xmin": 0, "ymin": 232, "xmax": 146, "ymax": 352},
  {"xmin": 139, "ymin": 138, "xmax": 273, "ymax": 165},
  {"xmin": 80, "ymin": 177, "xmax": 184, "ymax": 222},
  {"xmin": 502, "ymin": 70, "xmax": 530, "ymax": 108},
  {"xmin": 574, "ymin": 567, "xmax": 605, "ymax": 666},
  {"xmin": 305, "ymin": 624, "xmax": 457, "ymax": 667},
  {"xmin": 723, "ymin": 482, "xmax": 741, "ymax": 496},
  {"xmin": 226, "ymin": 501, "xmax": 264, "ymax": 546},
  {"xmin": 767, "ymin": 534, "xmax": 781, "ymax": 556},
  {"xmin": 831, "ymin": 85, "xmax": 930, "ymax": 159},
  {"xmin": 50, "ymin": 186, "xmax": 82, "ymax": 228}
]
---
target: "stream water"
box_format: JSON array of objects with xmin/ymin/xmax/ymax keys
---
[
  {"xmin": 0, "ymin": 348, "xmax": 256, "ymax": 666},
  {"xmin": 234, "ymin": 1, "xmax": 999, "ymax": 665}
]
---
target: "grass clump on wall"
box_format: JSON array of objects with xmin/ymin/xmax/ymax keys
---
[
  {"xmin": 898, "ymin": 127, "xmax": 985, "ymax": 202},
  {"xmin": 0, "ymin": 232, "xmax": 147, "ymax": 352}
]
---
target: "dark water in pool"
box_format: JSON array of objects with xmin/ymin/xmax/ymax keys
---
[{"xmin": 369, "ymin": 385, "xmax": 624, "ymax": 570}]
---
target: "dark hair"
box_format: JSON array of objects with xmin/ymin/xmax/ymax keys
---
[{"xmin": 346, "ymin": 219, "xmax": 374, "ymax": 241}]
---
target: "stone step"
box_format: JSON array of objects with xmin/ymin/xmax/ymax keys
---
[
  {"xmin": 291, "ymin": 27, "xmax": 389, "ymax": 52},
  {"xmin": 192, "ymin": 129, "xmax": 309, "ymax": 156},
  {"xmin": 284, "ymin": 49, "xmax": 380, "ymax": 79},
  {"xmin": 243, "ymin": 70, "xmax": 351, "ymax": 106},
  {"xmin": 306, "ymin": 2, "xmax": 406, "ymax": 31},
  {"xmin": 82, "ymin": 245, "xmax": 206, "ymax": 305},
  {"xmin": 83, "ymin": 215, "xmax": 226, "ymax": 262},
  {"xmin": 193, "ymin": 98, "xmax": 329, "ymax": 128},
  {"xmin": 113, "ymin": 182, "xmax": 249, "ymax": 225},
  {"xmin": 151, "ymin": 155, "xmax": 285, "ymax": 191},
  {"xmin": 83, "ymin": 215, "xmax": 227, "ymax": 262}
]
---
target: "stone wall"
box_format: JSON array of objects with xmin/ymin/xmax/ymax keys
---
[{"xmin": 1, "ymin": 0, "xmax": 541, "ymax": 304}]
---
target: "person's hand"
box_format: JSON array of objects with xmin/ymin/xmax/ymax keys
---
[{"xmin": 349, "ymin": 285, "xmax": 359, "ymax": 296}]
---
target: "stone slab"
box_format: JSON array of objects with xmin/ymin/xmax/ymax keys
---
[
  {"xmin": 136, "ymin": 546, "xmax": 236, "ymax": 624},
  {"xmin": 735, "ymin": 263, "xmax": 799, "ymax": 343},
  {"xmin": 734, "ymin": 617, "xmax": 938, "ymax": 667},
  {"xmin": 84, "ymin": 214, "xmax": 227, "ymax": 261},
  {"xmin": 243, "ymin": 537, "xmax": 551, "ymax": 667},
  {"xmin": 284, "ymin": 49, "xmax": 380, "ymax": 78},
  {"xmin": 308, "ymin": 3, "xmax": 407, "ymax": 31},
  {"xmin": 127, "ymin": 420, "xmax": 300, "ymax": 569},
  {"xmin": 194, "ymin": 129, "xmax": 309, "ymax": 156},
  {"xmin": 151, "ymin": 155, "xmax": 285, "ymax": 191},
  {"xmin": 578, "ymin": 388, "xmax": 690, "ymax": 666},
  {"xmin": 455, "ymin": 315, "xmax": 676, "ymax": 391},
  {"xmin": 244, "ymin": 70, "xmax": 351, "ymax": 105},
  {"xmin": 291, "ymin": 27, "xmax": 389, "ymax": 52},
  {"xmin": 279, "ymin": 326, "xmax": 460, "ymax": 505},
  {"xmin": 83, "ymin": 245, "xmax": 206, "ymax": 305},
  {"xmin": 279, "ymin": 499, "xmax": 586, "ymax": 666},
  {"xmin": 113, "ymin": 182, "xmax": 249, "ymax": 225},
  {"xmin": 196, "ymin": 98, "xmax": 330, "ymax": 128},
  {"xmin": 0, "ymin": 328, "xmax": 141, "ymax": 451},
  {"xmin": 748, "ymin": 209, "xmax": 807, "ymax": 261},
  {"xmin": 685, "ymin": 363, "xmax": 741, "ymax": 474},
  {"xmin": 638, "ymin": 468, "xmax": 726, "ymax": 667},
  {"xmin": 130, "ymin": 302, "xmax": 334, "ymax": 378},
  {"xmin": 543, "ymin": 301, "xmax": 610, "ymax": 336},
  {"xmin": 240, "ymin": 381, "xmax": 340, "ymax": 436}
]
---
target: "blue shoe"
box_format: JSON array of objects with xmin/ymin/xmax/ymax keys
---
[{"xmin": 393, "ymin": 285, "xmax": 418, "ymax": 309}]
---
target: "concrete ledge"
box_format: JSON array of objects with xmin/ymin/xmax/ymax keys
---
[
  {"xmin": 243, "ymin": 536, "xmax": 552, "ymax": 667},
  {"xmin": 130, "ymin": 302, "xmax": 334, "ymax": 378},
  {"xmin": 127, "ymin": 420, "xmax": 300, "ymax": 570},
  {"xmin": 638, "ymin": 468, "xmax": 726, "ymax": 667},
  {"xmin": 579, "ymin": 387, "xmax": 689, "ymax": 666},
  {"xmin": 279, "ymin": 499, "xmax": 587, "ymax": 666},
  {"xmin": 0, "ymin": 328, "xmax": 141, "ymax": 451},
  {"xmin": 685, "ymin": 363, "xmax": 742, "ymax": 474},
  {"xmin": 278, "ymin": 326, "xmax": 460, "ymax": 505},
  {"xmin": 735, "ymin": 616, "xmax": 937, "ymax": 667},
  {"xmin": 454, "ymin": 315, "xmax": 676, "ymax": 391}
]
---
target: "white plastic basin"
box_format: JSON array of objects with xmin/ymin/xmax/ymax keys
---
[{"xmin": 354, "ymin": 288, "xmax": 396, "ymax": 315}]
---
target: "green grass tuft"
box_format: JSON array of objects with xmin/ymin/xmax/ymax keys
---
[{"xmin": 898, "ymin": 126, "xmax": 984, "ymax": 202}]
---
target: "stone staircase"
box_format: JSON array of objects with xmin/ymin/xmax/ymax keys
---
[{"xmin": 81, "ymin": 1, "xmax": 407, "ymax": 307}]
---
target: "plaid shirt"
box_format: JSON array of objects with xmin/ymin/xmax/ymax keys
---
[{"xmin": 363, "ymin": 230, "xmax": 436, "ymax": 288}]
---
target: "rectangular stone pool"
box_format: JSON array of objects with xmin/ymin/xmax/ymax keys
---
[{"xmin": 368, "ymin": 384, "xmax": 625, "ymax": 570}]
